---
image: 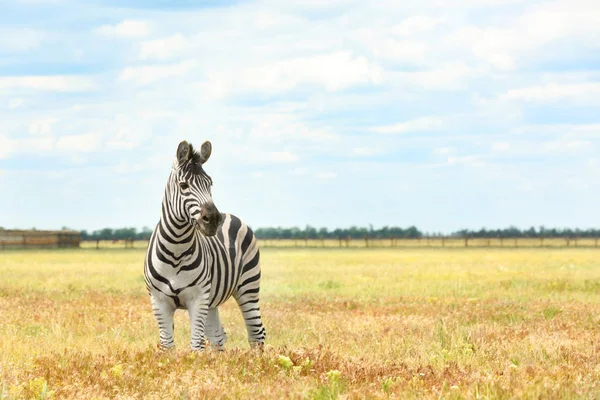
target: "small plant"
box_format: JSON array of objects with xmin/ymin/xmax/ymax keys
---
[
  {"xmin": 24, "ymin": 378, "xmax": 54, "ymax": 400},
  {"xmin": 326, "ymin": 370, "xmax": 341, "ymax": 383},
  {"xmin": 301, "ymin": 357, "xmax": 314, "ymax": 371},
  {"xmin": 277, "ymin": 355, "xmax": 306, "ymax": 377},
  {"xmin": 542, "ymin": 306, "xmax": 562, "ymax": 320},
  {"xmin": 277, "ymin": 355, "xmax": 294, "ymax": 370},
  {"xmin": 318, "ymin": 280, "xmax": 342, "ymax": 290},
  {"xmin": 435, "ymin": 319, "xmax": 450, "ymax": 350},
  {"xmin": 308, "ymin": 370, "xmax": 345, "ymax": 400},
  {"xmin": 381, "ymin": 376, "xmax": 397, "ymax": 395},
  {"xmin": 110, "ymin": 363, "xmax": 124, "ymax": 379}
]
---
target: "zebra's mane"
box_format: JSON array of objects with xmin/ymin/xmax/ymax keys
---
[{"xmin": 187, "ymin": 144, "xmax": 203, "ymax": 174}]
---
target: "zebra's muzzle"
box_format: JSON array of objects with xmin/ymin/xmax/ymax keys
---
[{"xmin": 196, "ymin": 203, "xmax": 222, "ymax": 237}]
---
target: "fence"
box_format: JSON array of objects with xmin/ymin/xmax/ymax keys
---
[
  {"xmin": 0, "ymin": 230, "xmax": 81, "ymax": 250},
  {"xmin": 81, "ymin": 239, "xmax": 137, "ymax": 250},
  {"xmin": 77, "ymin": 236, "xmax": 600, "ymax": 250}
]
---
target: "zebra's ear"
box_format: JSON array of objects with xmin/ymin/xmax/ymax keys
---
[
  {"xmin": 177, "ymin": 140, "xmax": 192, "ymax": 165},
  {"xmin": 199, "ymin": 141, "xmax": 212, "ymax": 164}
]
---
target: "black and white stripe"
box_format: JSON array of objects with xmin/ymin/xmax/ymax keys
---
[{"xmin": 144, "ymin": 140, "xmax": 266, "ymax": 351}]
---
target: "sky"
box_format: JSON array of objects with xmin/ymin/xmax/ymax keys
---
[{"xmin": 0, "ymin": 0, "xmax": 599, "ymax": 234}]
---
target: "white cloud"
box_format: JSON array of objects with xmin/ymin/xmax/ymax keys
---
[
  {"xmin": 510, "ymin": 123, "xmax": 600, "ymax": 138},
  {"xmin": 447, "ymin": 155, "xmax": 485, "ymax": 168},
  {"xmin": 391, "ymin": 16, "xmax": 446, "ymax": 35},
  {"xmin": 0, "ymin": 75, "xmax": 97, "ymax": 92},
  {"xmin": 56, "ymin": 133, "xmax": 102, "ymax": 152},
  {"xmin": 541, "ymin": 138, "xmax": 594, "ymax": 153},
  {"xmin": 446, "ymin": 1, "xmax": 600, "ymax": 70},
  {"xmin": 0, "ymin": 135, "xmax": 55, "ymax": 159},
  {"xmin": 290, "ymin": 167, "xmax": 309, "ymax": 175},
  {"xmin": 104, "ymin": 118, "xmax": 152, "ymax": 151},
  {"xmin": 106, "ymin": 139, "xmax": 139, "ymax": 150},
  {"xmin": 315, "ymin": 171, "xmax": 337, "ymax": 179},
  {"xmin": 200, "ymin": 51, "xmax": 383, "ymax": 97},
  {"xmin": 113, "ymin": 160, "xmax": 147, "ymax": 175},
  {"xmin": 491, "ymin": 142, "xmax": 510, "ymax": 152},
  {"xmin": 432, "ymin": 147, "xmax": 454, "ymax": 155},
  {"xmin": 0, "ymin": 136, "xmax": 13, "ymax": 159},
  {"xmin": 388, "ymin": 62, "xmax": 475, "ymax": 90},
  {"xmin": 0, "ymin": 28, "xmax": 44, "ymax": 52},
  {"xmin": 372, "ymin": 116, "xmax": 444, "ymax": 134},
  {"xmin": 8, "ymin": 98, "xmax": 24, "ymax": 109},
  {"xmin": 501, "ymin": 82, "xmax": 600, "ymax": 102},
  {"xmin": 568, "ymin": 124, "xmax": 600, "ymax": 137},
  {"xmin": 15, "ymin": 0, "xmax": 65, "ymax": 3},
  {"xmin": 139, "ymin": 34, "xmax": 188, "ymax": 60},
  {"xmin": 252, "ymin": 10, "xmax": 307, "ymax": 29},
  {"xmin": 96, "ymin": 20, "xmax": 151, "ymax": 38},
  {"xmin": 119, "ymin": 61, "xmax": 194, "ymax": 86},
  {"xmin": 373, "ymin": 39, "xmax": 426, "ymax": 63},
  {"xmin": 249, "ymin": 151, "xmax": 298, "ymax": 163},
  {"xmin": 352, "ymin": 146, "xmax": 383, "ymax": 156},
  {"xmin": 447, "ymin": 26, "xmax": 518, "ymax": 70},
  {"xmin": 266, "ymin": 0, "xmax": 354, "ymax": 9},
  {"xmin": 350, "ymin": 27, "xmax": 429, "ymax": 65},
  {"xmin": 106, "ymin": 129, "xmax": 146, "ymax": 150},
  {"xmin": 248, "ymin": 113, "xmax": 340, "ymax": 143},
  {"xmin": 28, "ymin": 118, "xmax": 58, "ymax": 136}
]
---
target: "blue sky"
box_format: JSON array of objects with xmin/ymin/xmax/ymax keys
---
[{"xmin": 0, "ymin": 0, "xmax": 599, "ymax": 233}]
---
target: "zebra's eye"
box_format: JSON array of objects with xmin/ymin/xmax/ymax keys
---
[{"xmin": 179, "ymin": 182, "xmax": 189, "ymax": 190}]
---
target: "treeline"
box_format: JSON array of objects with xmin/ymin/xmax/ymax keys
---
[
  {"xmin": 81, "ymin": 227, "xmax": 153, "ymax": 241},
  {"xmin": 77, "ymin": 225, "xmax": 600, "ymax": 241},
  {"xmin": 254, "ymin": 225, "xmax": 600, "ymax": 239},
  {"xmin": 254, "ymin": 225, "xmax": 422, "ymax": 239},
  {"xmin": 453, "ymin": 226, "xmax": 600, "ymax": 238}
]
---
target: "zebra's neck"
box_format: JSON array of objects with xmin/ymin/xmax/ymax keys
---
[
  {"xmin": 161, "ymin": 200, "xmax": 194, "ymax": 237},
  {"xmin": 154, "ymin": 174, "xmax": 214, "ymax": 264},
  {"xmin": 154, "ymin": 175, "xmax": 198, "ymax": 256}
]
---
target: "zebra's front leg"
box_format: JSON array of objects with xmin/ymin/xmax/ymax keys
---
[
  {"xmin": 151, "ymin": 294, "xmax": 176, "ymax": 351},
  {"xmin": 188, "ymin": 290, "xmax": 211, "ymax": 351},
  {"xmin": 206, "ymin": 307, "xmax": 227, "ymax": 350}
]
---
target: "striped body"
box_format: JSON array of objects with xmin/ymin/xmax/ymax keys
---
[{"xmin": 144, "ymin": 213, "xmax": 261, "ymax": 310}]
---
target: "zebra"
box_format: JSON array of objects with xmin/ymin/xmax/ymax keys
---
[{"xmin": 143, "ymin": 140, "xmax": 266, "ymax": 351}]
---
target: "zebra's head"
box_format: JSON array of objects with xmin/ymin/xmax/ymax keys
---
[{"xmin": 172, "ymin": 140, "xmax": 223, "ymax": 236}]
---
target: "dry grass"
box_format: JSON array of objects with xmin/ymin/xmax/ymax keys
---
[{"xmin": 1, "ymin": 248, "xmax": 600, "ymax": 399}]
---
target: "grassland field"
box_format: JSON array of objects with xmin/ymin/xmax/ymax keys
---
[{"xmin": 1, "ymin": 247, "xmax": 600, "ymax": 399}]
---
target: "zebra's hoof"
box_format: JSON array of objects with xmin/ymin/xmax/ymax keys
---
[
  {"xmin": 190, "ymin": 345, "xmax": 206, "ymax": 352},
  {"xmin": 157, "ymin": 343, "xmax": 175, "ymax": 353},
  {"xmin": 249, "ymin": 341, "xmax": 265, "ymax": 351}
]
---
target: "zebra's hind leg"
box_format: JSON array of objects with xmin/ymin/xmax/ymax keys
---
[
  {"xmin": 205, "ymin": 307, "xmax": 227, "ymax": 350},
  {"xmin": 151, "ymin": 294, "xmax": 176, "ymax": 351},
  {"xmin": 234, "ymin": 288, "xmax": 266, "ymax": 349}
]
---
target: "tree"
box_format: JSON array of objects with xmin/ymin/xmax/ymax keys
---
[{"xmin": 318, "ymin": 227, "xmax": 329, "ymax": 238}]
